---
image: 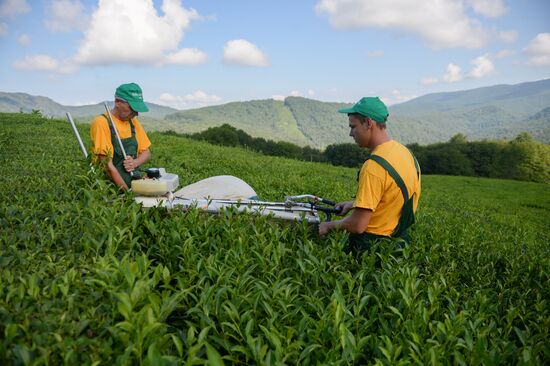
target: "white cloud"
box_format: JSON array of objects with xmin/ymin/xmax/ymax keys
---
[
  {"xmin": 524, "ymin": 33, "xmax": 550, "ymax": 66},
  {"xmin": 0, "ymin": 0, "xmax": 30, "ymax": 18},
  {"xmin": 468, "ymin": 54, "xmax": 494, "ymax": 78},
  {"xmin": 367, "ymin": 50, "xmax": 384, "ymax": 57},
  {"xmin": 13, "ymin": 54, "xmax": 76, "ymax": 73},
  {"xmin": 0, "ymin": 0, "xmax": 31, "ymax": 35},
  {"xmin": 271, "ymin": 95, "xmax": 285, "ymax": 101},
  {"xmin": 498, "ymin": 30, "xmax": 518, "ymax": 43},
  {"xmin": 223, "ymin": 39, "xmax": 269, "ymax": 67},
  {"xmin": 13, "ymin": 54, "xmax": 59, "ymax": 71},
  {"xmin": 44, "ymin": 0, "xmax": 88, "ymax": 32},
  {"xmin": 56, "ymin": 61, "xmax": 78, "ymax": 74},
  {"xmin": 155, "ymin": 91, "xmax": 221, "ymax": 109},
  {"xmin": 315, "ymin": 0, "xmax": 490, "ymax": 48},
  {"xmin": 308, "ymin": 89, "xmax": 316, "ymax": 97},
  {"xmin": 443, "ymin": 63, "xmax": 462, "ymax": 82},
  {"xmin": 290, "ymin": 90, "xmax": 301, "ymax": 97},
  {"xmin": 467, "ymin": 0, "xmax": 507, "ymax": 17},
  {"xmin": 421, "ymin": 77, "xmax": 439, "ymax": 85},
  {"xmin": 17, "ymin": 33, "xmax": 30, "ymax": 45},
  {"xmin": 495, "ymin": 49, "xmax": 514, "ymax": 58},
  {"xmin": 74, "ymin": 0, "xmax": 201, "ymax": 65},
  {"xmin": 164, "ymin": 48, "xmax": 207, "ymax": 65}
]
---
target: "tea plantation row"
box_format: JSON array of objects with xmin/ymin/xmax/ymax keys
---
[{"xmin": 0, "ymin": 113, "xmax": 549, "ymax": 365}]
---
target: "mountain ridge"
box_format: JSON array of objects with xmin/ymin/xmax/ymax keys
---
[
  {"xmin": 1, "ymin": 79, "xmax": 549, "ymax": 147},
  {"xmin": 0, "ymin": 91, "xmax": 178, "ymax": 120}
]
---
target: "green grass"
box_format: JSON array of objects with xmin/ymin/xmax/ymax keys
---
[{"xmin": 0, "ymin": 113, "xmax": 549, "ymax": 365}]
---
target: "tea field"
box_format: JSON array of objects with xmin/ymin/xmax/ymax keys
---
[{"xmin": 1, "ymin": 113, "xmax": 549, "ymax": 365}]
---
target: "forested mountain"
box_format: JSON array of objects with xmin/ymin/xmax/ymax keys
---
[
  {"xmin": 392, "ymin": 79, "xmax": 550, "ymax": 118},
  {"xmin": 161, "ymin": 79, "xmax": 550, "ymax": 146},
  {"xmin": 164, "ymin": 99, "xmax": 310, "ymax": 146},
  {"xmin": 1, "ymin": 79, "xmax": 549, "ymax": 147},
  {"xmin": 283, "ymin": 97, "xmax": 350, "ymax": 148},
  {"xmin": 389, "ymin": 79, "xmax": 550, "ymax": 145}
]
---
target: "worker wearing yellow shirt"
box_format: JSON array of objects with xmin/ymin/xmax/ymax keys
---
[
  {"xmin": 90, "ymin": 83, "xmax": 151, "ymax": 190},
  {"xmin": 319, "ymin": 97, "xmax": 421, "ymax": 253}
]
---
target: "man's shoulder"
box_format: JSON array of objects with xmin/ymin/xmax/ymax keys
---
[
  {"xmin": 361, "ymin": 158, "xmax": 387, "ymax": 179},
  {"xmin": 373, "ymin": 141, "xmax": 414, "ymax": 165},
  {"xmin": 366, "ymin": 140, "xmax": 415, "ymax": 175},
  {"xmin": 91, "ymin": 114, "xmax": 109, "ymax": 127},
  {"xmin": 374, "ymin": 140, "xmax": 407, "ymax": 156},
  {"xmin": 371, "ymin": 140, "xmax": 419, "ymax": 183}
]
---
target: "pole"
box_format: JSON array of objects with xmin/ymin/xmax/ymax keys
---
[
  {"xmin": 103, "ymin": 102, "xmax": 134, "ymax": 178},
  {"xmin": 66, "ymin": 112, "xmax": 88, "ymax": 159},
  {"xmin": 103, "ymin": 103, "xmax": 128, "ymax": 158},
  {"xmin": 66, "ymin": 112, "xmax": 94, "ymax": 173}
]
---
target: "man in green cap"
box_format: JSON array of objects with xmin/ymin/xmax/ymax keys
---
[
  {"xmin": 319, "ymin": 97, "xmax": 421, "ymax": 252},
  {"xmin": 90, "ymin": 82, "xmax": 152, "ymax": 190}
]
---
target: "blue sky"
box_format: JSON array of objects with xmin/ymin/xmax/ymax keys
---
[{"xmin": 0, "ymin": 0, "xmax": 549, "ymax": 109}]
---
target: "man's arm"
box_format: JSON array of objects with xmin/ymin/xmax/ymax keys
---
[
  {"xmin": 318, "ymin": 207, "xmax": 372, "ymax": 236},
  {"xmin": 122, "ymin": 149, "xmax": 151, "ymax": 173},
  {"xmin": 335, "ymin": 200, "xmax": 354, "ymax": 216},
  {"xmin": 97, "ymin": 154, "xmax": 129, "ymax": 190}
]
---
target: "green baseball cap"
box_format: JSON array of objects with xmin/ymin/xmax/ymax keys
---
[
  {"xmin": 338, "ymin": 97, "xmax": 388, "ymax": 123},
  {"xmin": 115, "ymin": 83, "xmax": 149, "ymax": 112}
]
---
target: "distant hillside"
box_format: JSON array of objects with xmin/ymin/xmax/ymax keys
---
[
  {"xmin": 0, "ymin": 92, "xmax": 178, "ymax": 121},
  {"xmin": 162, "ymin": 79, "xmax": 550, "ymax": 147},
  {"xmin": 479, "ymin": 106, "xmax": 550, "ymax": 143},
  {"xmin": 164, "ymin": 99, "xmax": 310, "ymax": 146},
  {"xmin": 2, "ymin": 79, "xmax": 549, "ymax": 147},
  {"xmin": 392, "ymin": 79, "xmax": 550, "ymax": 118},
  {"xmin": 390, "ymin": 79, "xmax": 550, "ymax": 144},
  {"xmin": 284, "ymin": 97, "xmax": 350, "ymax": 147}
]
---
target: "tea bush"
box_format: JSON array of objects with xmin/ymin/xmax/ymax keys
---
[{"xmin": 0, "ymin": 113, "xmax": 549, "ymax": 365}]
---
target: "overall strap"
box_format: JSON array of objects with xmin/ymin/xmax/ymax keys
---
[
  {"xmin": 98, "ymin": 114, "xmax": 138, "ymax": 187},
  {"xmin": 407, "ymin": 148, "xmax": 421, "ymax": 178},
  {"xmin": 100, "ymin": 114, "xmax": 136, "ymax": 137},
  {"xmin": 369, "ymin": 154, "xmax": 409, "ymax": 203},
  {"xmin": 128, "ymin": 117, "xmax": 136, "ymax": 136}
]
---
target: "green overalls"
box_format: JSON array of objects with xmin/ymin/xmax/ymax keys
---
[
  {"xmin": 348, "ymin": 153, "xmax": 420, "ymax": 253},
  {"xmin": 100, "ymin": 114, "xmax": 138, "ymax": 188}
]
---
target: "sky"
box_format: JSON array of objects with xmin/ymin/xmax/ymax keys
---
[{"xmin": 0, "ymin": 0, "xmax": 549, "ymax": 110}]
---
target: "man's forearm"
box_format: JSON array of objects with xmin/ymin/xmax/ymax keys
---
[
  {"xmin": 326, "ymin": 215, "xmax": 365, "ymax": 234},
  {"xmin": 134, "ymin": 150, "xmax": 151, "ymax": 168},
  {"xmin": 106, "ymin": 160, "xmax": 128, "ymax": 189},
  {"xmin": 97, "ymin": 154, "xmax": 128, "ymax": 189},
  {"xmin": 122, "ymin": 150, "xmax": 151, "ymax": 174},
  {"xmin": 318, "ymin": 207, "xmax": 372, "ymax": 236}
]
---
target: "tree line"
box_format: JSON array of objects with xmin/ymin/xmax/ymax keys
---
[
  {"xmin": 409, "ymin": 133, "xmax": 549, "ymax": 183},
  {"xmin": 166, "ymin": 124, "xmax": 549, "ymax": 183},
  {"xmin": 178, "ymin": 124, "xmax": 326, "ymax": 162}
]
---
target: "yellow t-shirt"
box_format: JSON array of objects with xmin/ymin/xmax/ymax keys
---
[
  {"xmin": 90, "ymin": 114, "xmax": 151, "ymax": 158},
  {"xmin": 353, "ymin": 140, "xmax": 421, "ymax": 236}
]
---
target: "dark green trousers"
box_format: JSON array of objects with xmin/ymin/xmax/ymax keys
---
[{"xmin": 346, "ymin": 231, "xmax": 409, "ymax": 256}]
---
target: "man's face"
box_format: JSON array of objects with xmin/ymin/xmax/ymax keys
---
[
  {"xmin": 348, "ymin": 115, "xmax": 371, "ymax": 147},
  {"xmin": 114, "ymin": 98, "xmax": 136, "ymax": 121}
]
